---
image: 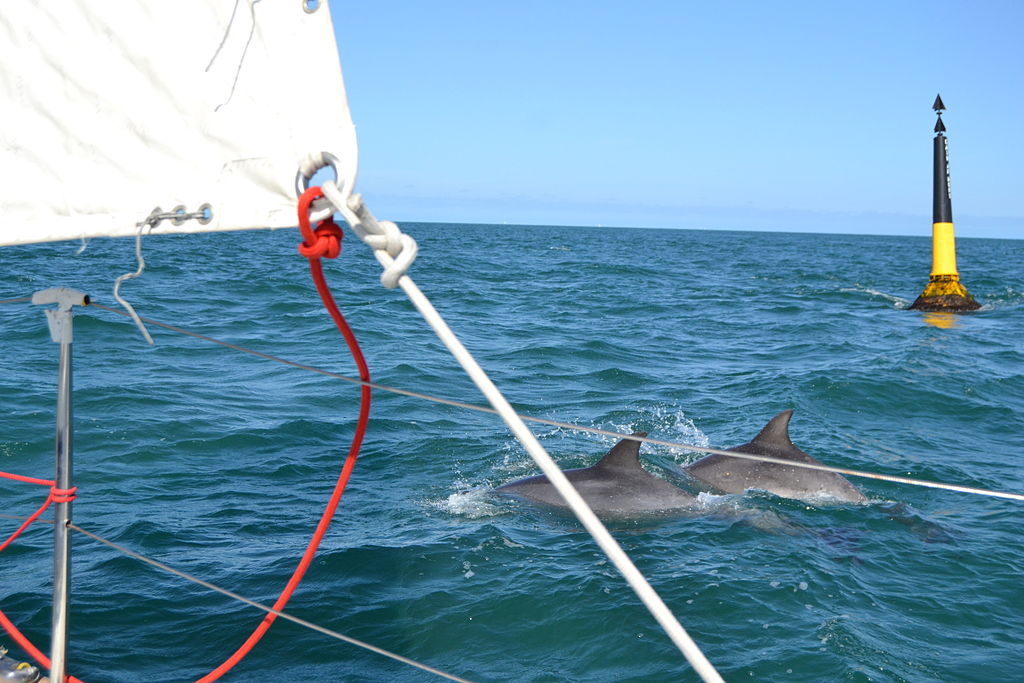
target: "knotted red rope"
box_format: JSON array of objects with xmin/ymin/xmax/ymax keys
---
[
  {"xmin": 0, "ymin": 474, "xmax": 84, "ymax": 682},
  {"xmin": 0, "ymin": 477, "xmax": 76, "ymax": 554},
  {"xmin": 50, "ymin": 487, "xmax": 78, "ymax": 504},
  {"xmin": 1, "ymin": 186, "xmax": 372, "ymax": 683},
  {"xmin": 198, "ymin": 187, "xmax": 372, "ymax": 682},
  {"xmin": 297, "ymin": 215, "xmax": 343, "ymax": 260}
]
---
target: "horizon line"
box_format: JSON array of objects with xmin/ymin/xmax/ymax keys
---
[{"xmin": 391, "ymin": 219, "xmax": 1023, "ymax": 242}]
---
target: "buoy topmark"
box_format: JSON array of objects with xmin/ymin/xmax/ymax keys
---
[{"xmin": 908, "ymin": 95, "xmax": 980, "ymax": 313}]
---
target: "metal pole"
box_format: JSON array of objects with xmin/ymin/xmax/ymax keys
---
[
  {"xmin": 31, "ymin": 288, "xmax": 89, "ymax": 683},
  {"xmin": 50, "ymin": 336, "xmax": 73, "ymax": 683}
]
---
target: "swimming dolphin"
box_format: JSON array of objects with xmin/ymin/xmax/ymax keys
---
[
  {"xmin": 494, "ymin": 432, "xmax": 697, "ymax": 517},
  {"xmin": 685, "ymin": 410, "xmax": 867, "ymax": 503}
]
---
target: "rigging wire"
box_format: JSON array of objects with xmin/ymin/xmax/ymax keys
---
[
  {"xmin": 2, "ymin": 281, "xmax": 1022, "ymax": 679},
  {"xmin": 72, "ymin": 301, "xmax": 1024, "ymax": 504},
  {"xmin": 67, "ymin": 523, "xmax": 473, "ymax": 683},
  {"xmin": 0, "ymin": 512, "xmax": 52, "ymax": 524}
]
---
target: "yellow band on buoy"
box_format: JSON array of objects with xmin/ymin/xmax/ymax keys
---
[{"xmin": 930, "ymin": 222, "xmax": 958, "ymax": 277}]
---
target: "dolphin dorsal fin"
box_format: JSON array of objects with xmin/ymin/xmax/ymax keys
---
[
  {"xmin": 750, "ymin": 410, "xmax": 795, "ymax": 449},
  {"xmin": 594, "ymin": 432, "xmax": 647, "ymax": 471}
]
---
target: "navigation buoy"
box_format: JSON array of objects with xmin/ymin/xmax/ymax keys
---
[{"xmin": 909, "ymin": 94, "xmax": 980, "ymax": 312}]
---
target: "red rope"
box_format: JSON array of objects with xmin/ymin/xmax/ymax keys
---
[
  {"xmin": 0, "ymin": 476, "xmax": 83, "ymax": 682},
  {"xmin": 0, "ymin": 478, "xmax": 74, "ymax": 553},
  {"xmin": 0, "ymin": 471, "xmax": 55, "ymax": 487},
  {"xmin": 0, "ymin": 610, "xmax": 85, "ymax": 683},
  {"xmin": 0, "ymin": 188, "xmax": 370, "ymax": 682},
  {"xmin": 196, "ymin": 187, "xmax": 372, "ymax": 682},
  {"xmin": 0, "ymin": 473, "xmax": 54, "ymax": 557}
]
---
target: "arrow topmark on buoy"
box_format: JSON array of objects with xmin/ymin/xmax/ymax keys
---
[{"xmin": 908, "ymin": 94, "xmax": 980, "ymax": 313}]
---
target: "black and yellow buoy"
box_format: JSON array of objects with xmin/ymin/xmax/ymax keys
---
[{"xmin": 908, "ymin": 95, "xmax": 980, "ymax": 312}]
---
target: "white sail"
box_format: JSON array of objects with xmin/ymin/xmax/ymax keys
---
[{"xmin": 0, "ymin": 1, "xmax": 356, "ymax": 246}]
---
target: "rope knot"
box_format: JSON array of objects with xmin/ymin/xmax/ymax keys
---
[
  {"xmin": 297, "ymin": 187, "xmax": 344, "ymax": 260},
  {"xmin": 50, "ymin": 486, "xmax": 77, "ymax": 504},
  {"xmin": 298, "ymin": 220, "xmax": 343, "ymax": 260}
]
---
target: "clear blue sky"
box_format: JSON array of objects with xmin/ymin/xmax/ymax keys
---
[{"xmin": 330, "ymin": 1, "xmax": 1022, "ymax": 238}]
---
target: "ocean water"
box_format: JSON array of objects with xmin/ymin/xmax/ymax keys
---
[{"xmin": 1, "ymin": 223, "xmax": 1022, "ymax": 682}]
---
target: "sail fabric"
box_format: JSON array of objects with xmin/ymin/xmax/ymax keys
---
[{"xmin": 0, "ymin": 1, "xmax": 356, "ymax": 246}]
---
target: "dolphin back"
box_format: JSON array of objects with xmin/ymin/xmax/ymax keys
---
[
  {"xmin": 748, "ymin": 409, "xmax": 798, "ymax": 453},
  {"xmin": 685, "ymin": 410, "xmax": 867, "ymax": 503},
  {"xmin": 494, "ymin": 431, "xmax": 697, "ymax": 516},
  {"xmin": 592, "ymin": 432, "xmax": 647, "ymax": 472}
]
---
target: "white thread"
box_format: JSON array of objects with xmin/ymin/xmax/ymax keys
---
[
  {"xmin": 208, "ymin": 0, "xmax": 264, "ymax": 112},
  {"xmin": 206, "ymin": 0, "xmax": 244, "ymax": 71}
]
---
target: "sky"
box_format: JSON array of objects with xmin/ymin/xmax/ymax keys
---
[{"xmin": 329, "ymin": 1, "xmax": 1022, "ymax": 238}]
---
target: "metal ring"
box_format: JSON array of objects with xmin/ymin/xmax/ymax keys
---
[
  {"xmin": 302, "ymin": 0, "xmax": 321, "ymax": 14},
  {"xmin": 143, "ymin": 206, "xmax": 164, "ymax": 229},
  {"xmin": 294, "ymin": 151, "xmax": 341, "ymax": 198},
  {"xmin": 171, "ymin": 205, "xmax": 189, "ymax": 226},
  {"xmin": 197, "ymin": 203, "xmax": 214, "ymax": 225}
]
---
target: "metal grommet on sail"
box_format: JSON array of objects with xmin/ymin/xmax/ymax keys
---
[
  {"xmin": 197, "ymin": 203, "xmax": 214, "ymax": 225},
  {"xmin": 171, "ymin": 205, "xmax": 189, "ymax": 226},
  {"xmin": 295, "ymin": 151, "xmax": 342, "ymax": 198}
]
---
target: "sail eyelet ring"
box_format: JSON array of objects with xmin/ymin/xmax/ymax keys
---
[
  {"xmin": 295, "ymin": 152, "xmax": 342, "ymax": 198},
  {"xmin": 302, "ymin": 0, "xmax": 322, "ymax": 13},
  {"xmin": 169, "ymin": 203, "xmax": 214, "ymax": 226},
  {"xmin": 197, "ymin": 203, "xmax": 214, "ymax": 225},
  {"xmin": 170, "ymin": 205, "xmax": 189, "ymax": 226}
]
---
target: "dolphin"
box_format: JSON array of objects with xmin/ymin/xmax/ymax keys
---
[
  {"xmin": 685, "ymin": 410, "xmax": 867, "ymax": 503},
  {"xmin": 494, "ymin": 432, "xmax": 697, "ymax": 517}
]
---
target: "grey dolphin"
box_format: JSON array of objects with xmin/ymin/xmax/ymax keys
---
[
  {"xmin": 494, "ymin": 432, "xmax": 697, "ymax": 517},
  {"xmin": 685, "ymin": 410, "xmax": 867, "ymax": 503}
]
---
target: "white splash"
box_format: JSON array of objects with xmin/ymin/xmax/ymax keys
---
[
  {"xmin": 840, "ymin": 286, "xmax": 910, "ymax": 308},
  {"xmin": 427, "ymin": 486, "xmax": 506, "ymax": 519}
]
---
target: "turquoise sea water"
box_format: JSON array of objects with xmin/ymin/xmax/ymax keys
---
[{"xmin": 1, "ymin": 223, "xmax": 1022, "ymax": 682}]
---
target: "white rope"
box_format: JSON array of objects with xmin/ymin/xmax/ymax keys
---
[
  {"xmin": 310, "ymin": 182, "xmax": 724, "ymax": 681},
  {"xmin": 394, "ymin": 275, "xmax": 723, "ymax": 683},
  {"xmin": 321, "ymin": 182, "xmax": 417, "ymax": 289}
]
